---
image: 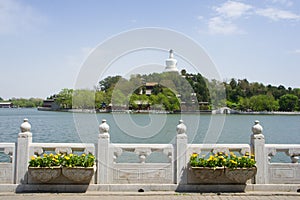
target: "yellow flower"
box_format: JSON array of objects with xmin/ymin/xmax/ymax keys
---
[
  {"xmin": 31, "ymin": 156, "xmax": 36, "ymax": 160},
  {"xmin": 54, "ymin": 155, "xmax": 58, "ymax": 159},
  {"xmin": 49, "ymin": 153, "xmax": 54, "ymax": 157},
  {"xmin": 65, "ymin": 156, "xmax": 70, "ymax": 160},
  {"xmin": 43, "ymin": 153, "xmax": 47, "ymax": 157},
  {"xmin": 82, "ymin": 154, "xmax": 86, "ymax": 157},
  {"xmin": 245, "ymin": 152, "xmax": 249, "ymax": 156},
  {"xmin": 69, "ymin": 153, "xmax": 73, "ymax": 157}
]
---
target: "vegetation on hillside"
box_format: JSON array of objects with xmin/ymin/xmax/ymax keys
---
[
  {"xmin": 47, "ymin": 70, "xmax": 299, "ymax": 112},
  {"xmin": 224, "ymin": 78, "xmax": 300, "ymax": 111},
  {"xmin": 2, "ymin": 70, "xmax": 299, "ymax": 111}
]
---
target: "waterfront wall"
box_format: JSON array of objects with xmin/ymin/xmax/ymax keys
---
[{"xmin": 0, "ymin": 118, "xmax": 300, "ymax": 192}]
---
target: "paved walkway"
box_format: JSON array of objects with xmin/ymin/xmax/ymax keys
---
[{"xmin": 1, "ymin": 192, "xmax": 300, "ymax": 200}]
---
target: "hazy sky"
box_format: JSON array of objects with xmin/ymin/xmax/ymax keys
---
[{"xmin": 1, "ymin": 0, "xmax": 300, "ymax": 99}]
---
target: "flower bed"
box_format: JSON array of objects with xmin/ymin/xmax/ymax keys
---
[
  {"xmin": 188, "ymin": 152, "xmax": 256, "ymax": 184},
  {"xmin": 28, "ymin": 153, "xmax": 95, "ymax": 184},
  {"xmin": 190, "ymin": 152, "xmax": 256, "ymax": 169}
]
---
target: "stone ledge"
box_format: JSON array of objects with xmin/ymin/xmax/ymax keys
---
[{"xmin": 0, "ymin": 184, "xmax": 300, "ymax": 193}]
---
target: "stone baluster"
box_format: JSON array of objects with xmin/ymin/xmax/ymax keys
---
[
  {"xmin": 291, "ymin": 155, "xmax": 299, "ymax": 163},
  {"xmin": 175, "ymin": 119, "xmax": 188, "ymax": 184},
  {"xmin": 97, "ymin": 119, "xmax": 111, "ymax": 184},
  {"xmin": 135, "ymin": 148, "xmax": 151, "ymax": 163},
  {"xmin": 250, "ymin": 120, "xmax": 267, "ymax": 184},
  {"xmin": 286, "ymin": 149, "xmax": 300, "ymax": 163},
  {"xmin": 267, "ymin": 147, "xmax": 277, "ymax": 163},
  {"xmin": 16, "ymin": 118, "xmax": 32, "ymax": 184}
]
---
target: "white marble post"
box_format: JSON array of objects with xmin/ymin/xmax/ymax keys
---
[
  {"xmin": 16, "ymin": 118, "xmax": 32, "ymax": 184},
  {"xmin": 175, "ymin": 120, "xmax": 188, "ymax": 184},
  {"xmin": 97, "ymin": 119, "xmax": 110, "ymax": 184},
  {"xmin": 250, "ymin": 120, "xmax": 267, "ymax": 184}
]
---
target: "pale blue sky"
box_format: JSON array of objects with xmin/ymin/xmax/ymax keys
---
[{"xmin": 1, "ymin": 0, "xmax": 300, "ymax": 99}]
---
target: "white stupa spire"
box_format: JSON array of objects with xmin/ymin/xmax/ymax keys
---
[{"xmin": 164, "ymin": 49, "xmax": 179, "ymax": 72}]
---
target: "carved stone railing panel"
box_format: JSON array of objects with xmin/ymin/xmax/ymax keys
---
[
  {"xmin": 0, "ymin": 143, "xmax": 15, "ymax": 184},
  {"xmin": 266, "ymin": 144, "xmax": 300, "ymax": 164},
  {"xmin": 188, "ymin": 144, "xmax": 251, "ymax": 157},
  {"xmin": 265, "ymin": 144, "xmax": 300, "ymax": 184},
  {"xmin": 30, "ymin": 143, "xmax": 96, "ymax": 156},
  {"xmin": 112, "ymin": 144, "xmax": 173, "ymax": 164},
  {"xmin": 110, "ymin": 144, "xmax": 174, "ymax": 184},
  {"xmin": 0, "ymin": 143, "xmax": 15, "ymax": 163}
]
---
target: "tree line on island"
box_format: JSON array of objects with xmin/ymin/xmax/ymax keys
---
[{"xmin": 2, "ymin": 70, "xmax": 300, "ymax": 112}]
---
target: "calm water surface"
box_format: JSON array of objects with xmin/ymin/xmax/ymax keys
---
[{"xmin": 0, "ymin": 108, "xmax": 299, "ymax": 145}]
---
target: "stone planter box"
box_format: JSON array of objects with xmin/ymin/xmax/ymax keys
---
[
  {"xmin": 225, "ymin": 167, "xmax": 257, "ymax": 183},
  {"xmin": 28, "ymin": 166, "xmax": 95, "ymax": 184},
  {"xmin": 62, "ymin": 167, "xmax": 95, "ymax": 183},
  {"xmin": 188, "ymin": 167, "xmax": 257, "ymax": 184},
  {"xmin": 28, "ymin": 167, "xmax": 61, "ymax": 183}
]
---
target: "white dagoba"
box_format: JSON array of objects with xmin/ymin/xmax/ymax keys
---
[{"xmin": 164, "ymin": 49, "xmax": 179, "ymax": 72}]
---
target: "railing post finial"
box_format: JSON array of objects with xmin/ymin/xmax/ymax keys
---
[
  {"xmin": 99, "ymin": 119, "xmax": 110, "ymax": 137},
  {"xmin": 20, "ymin": 118, "xmax": 31, "ymax": 133},
  {"xmin": 176, "ymin": 119, "xmax": 187, "ymax": 135},
  {"xmin": 252, "ymin": 120, "xmax": 263, "ymax": 136}
]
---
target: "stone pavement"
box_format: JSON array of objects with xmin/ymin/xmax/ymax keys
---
[{"xmin": 0, "ymin": 192, "xmax": 300, "ymax": 200}]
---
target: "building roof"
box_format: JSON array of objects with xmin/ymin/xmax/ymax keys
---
[
  {"xmin": 0, "ymin": 102, "xmax": 12, "ymax": 105},
  {"xmin": 145, "ymin": 82, "xmax": 158, "ymax": 87}
]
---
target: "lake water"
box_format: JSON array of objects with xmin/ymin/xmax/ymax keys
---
[{"xmin": 0, "ymin": 108, "xmax": 299, "ymax": 146}]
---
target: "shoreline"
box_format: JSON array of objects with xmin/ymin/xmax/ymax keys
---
[{"xmin": 36, "ymin": 107, "xmax": 300, "ymax": 115}]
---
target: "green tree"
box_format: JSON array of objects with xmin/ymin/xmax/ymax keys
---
[
  {"xmin": 181, "ymin": 69, "xmax": 187, "ymax": 76},
  {"xmin": 273, "ymin": 85, "xmax": 287, "ymax": 99},
  {"xmin": 279, "ymin": 94, "xmax": 299, "ymax": 111},
  {"xmin": 95, "ymin": 91, "xmax": 106, "ymax": 109},
  {"xmin": 292, "ymin": 88, "xmax": 300, "ymax": 99},
  {"xmin": 249, "ymin": 95, "xmax": 278, "ymax": 111},
  {"xmin": 72, "ymin": 89, "xmax": 95, "ymax": 109},
  {"xmin": 99, "ymin": 75, "xmax": 122, "ymax": 92},
  {"xmin": 237, "ymin": 97, "xmax": 250, "ymax": 111},
  {"xmin": 55, "ymin": 88, "xmax": 73, "ymax": 109},
  {"xmin": 111, "ymin": 89, "xmax": 127, "ymax": 106},
  {"xmin": 10, "ymin": 98, "xmax": 43, "ymax": 107}
]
